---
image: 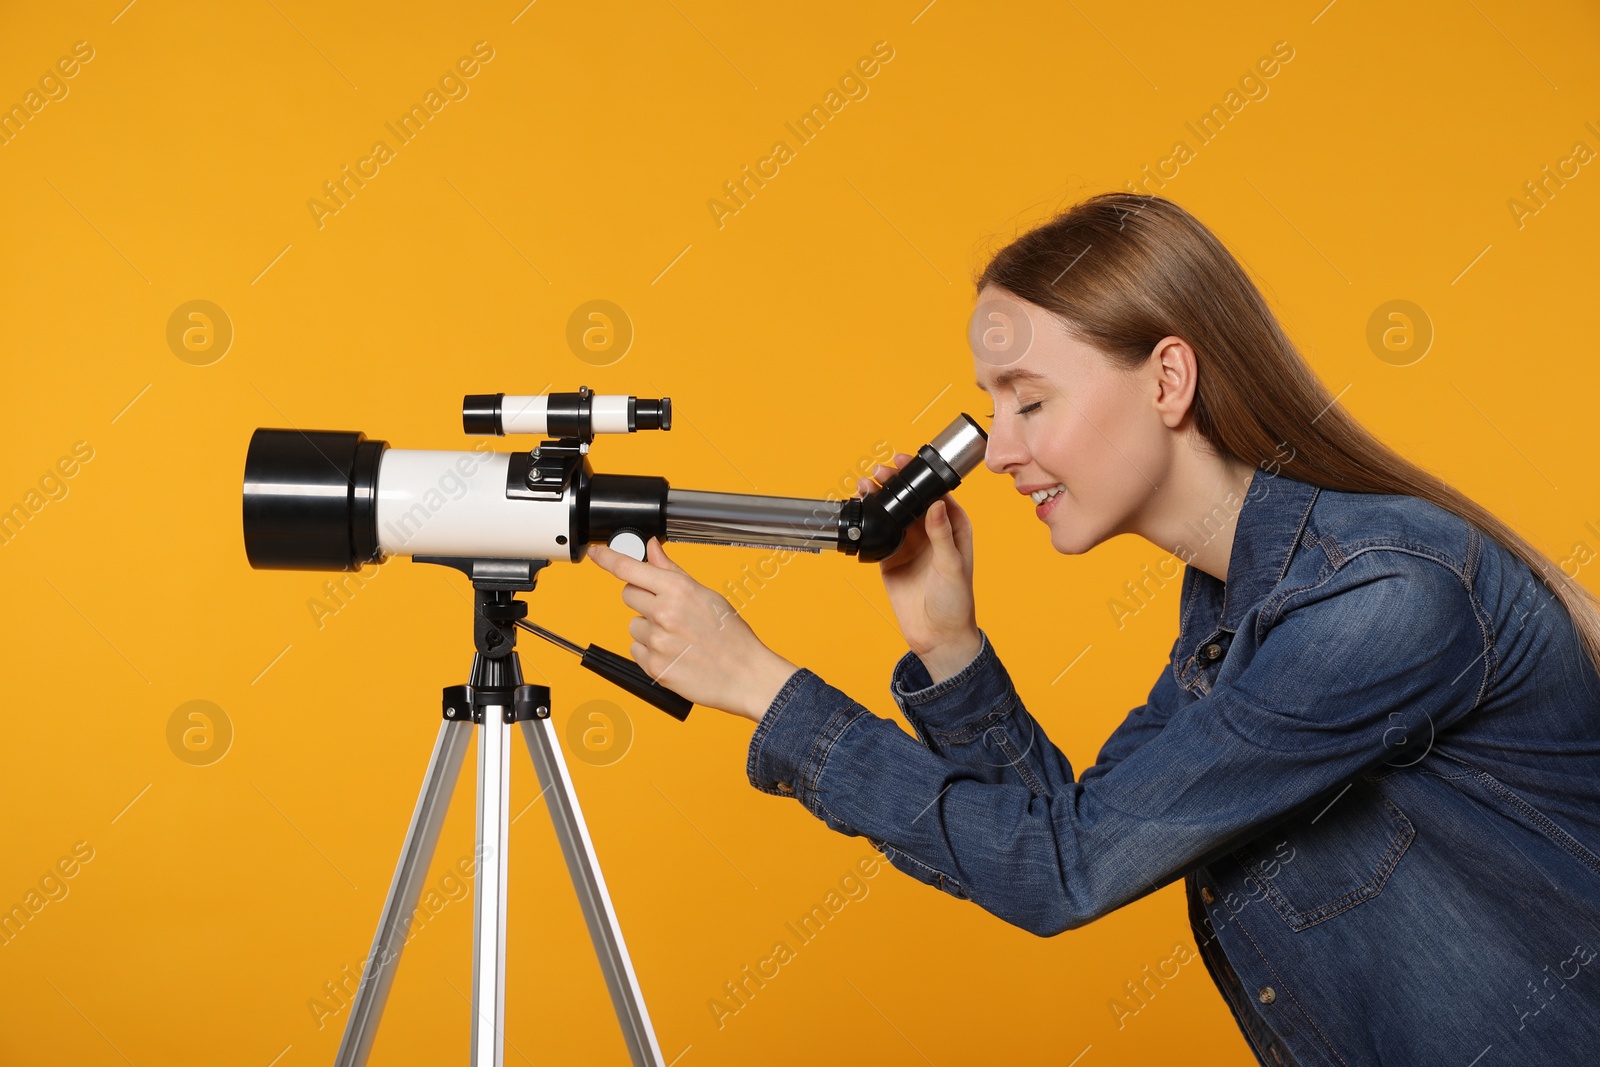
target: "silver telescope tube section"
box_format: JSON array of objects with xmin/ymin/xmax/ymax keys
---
[
  {"xmin": 666, "ymin": 491, "xmax": 843, "ymax": 552},
  {"xmin": 660, "ymin": 412, "xmax": 989, "ymax": 555}
]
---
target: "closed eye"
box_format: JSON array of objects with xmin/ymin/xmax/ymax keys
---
[{"xmin": 986, "ymin": 401, "xmax": 1043, "ymax": 420}]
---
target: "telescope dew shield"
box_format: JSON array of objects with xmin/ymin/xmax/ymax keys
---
[{"xmin": 243, "ymin": 429, "xmax": 387, "ymax": 571}]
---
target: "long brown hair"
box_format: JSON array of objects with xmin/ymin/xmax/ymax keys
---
[{"xmin": 976, "ymin": 191, "xmax": 1600, "ymax": 677}]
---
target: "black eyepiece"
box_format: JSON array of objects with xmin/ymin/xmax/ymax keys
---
[{"xmin": 635, "ymin": 398, "xmax": 670, "ymax": 431}]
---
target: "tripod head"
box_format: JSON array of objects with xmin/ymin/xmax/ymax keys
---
[{"xmin": 417, "ymin": 554, "xmax": 692, "ymax": 722}]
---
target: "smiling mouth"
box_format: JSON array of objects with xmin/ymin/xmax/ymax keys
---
[{"xmin": 1027, "ymin": 483, "xmax": 1065, "ymax": 505}]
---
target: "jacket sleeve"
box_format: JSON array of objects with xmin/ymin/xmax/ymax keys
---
[
  {"xmin": 884, "ymin": 630, "xmax": 1185, "ymax": 797},
  {"xmin": 1079, "ymin": 634, "xmax": 1186, "ymax": 783},
  {"xmin": 745, "ymin": 549, "xmax": 1490, "ymax": 936}
]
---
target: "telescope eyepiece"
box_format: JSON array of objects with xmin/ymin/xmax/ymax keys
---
[
  {"xmin": 634, "ymin": 397, "xmax": 671, "ymax": 431},
  {"xmin": 848, "ymin": 413, "xmax": 988, "ymax": 562}
]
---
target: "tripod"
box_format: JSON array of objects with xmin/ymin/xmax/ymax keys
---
[{"xmin": 333, "ymin": 554, "xmax": 691, "ymax": 1066}]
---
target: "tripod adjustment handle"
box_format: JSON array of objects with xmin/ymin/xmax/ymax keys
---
[{"xmin": 580, "ymin": 644, "xmax": 693, "ymax": 721}]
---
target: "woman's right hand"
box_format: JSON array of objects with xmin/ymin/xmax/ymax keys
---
[{"xmin": 858, "ymin": 453, "xmax": 981, "ymax": 680}]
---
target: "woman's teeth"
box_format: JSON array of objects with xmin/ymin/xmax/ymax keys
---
[{"xmin": 1030, "ymin": 484, "xmax": 1065, "ymax": 505}]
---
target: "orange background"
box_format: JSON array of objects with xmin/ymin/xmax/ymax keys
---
[{"xmin": 2, "ymin": 1, "xmax": 1598, "ymax": 1064}]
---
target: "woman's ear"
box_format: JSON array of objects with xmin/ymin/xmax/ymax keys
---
[{"xmin": 1149, "ymin": 335, "xmax": 1198, "ymax": 428}]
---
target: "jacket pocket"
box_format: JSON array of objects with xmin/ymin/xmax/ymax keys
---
[{"xmin": 1235, "ymin": 774, "xmax": 1415, "ymax": 932}]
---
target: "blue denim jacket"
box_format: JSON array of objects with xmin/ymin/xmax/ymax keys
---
[{"xmin": 747, "ymin": 468, "xmax": 1600, "ymax": 1065}]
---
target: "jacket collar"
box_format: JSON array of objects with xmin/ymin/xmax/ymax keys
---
[{"xmin": 1175, "ymin": 468, "xmax": 1320, "ymax": 683}]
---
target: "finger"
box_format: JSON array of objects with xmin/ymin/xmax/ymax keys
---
[
  {"xmin": 946, "ymin": 496, "xmax": 975, "ymax": 558},
  {"xmin": 589, "ymin": 544, "xmax": 639, "ymax": 576},
  {"xmin": 646, "ymin": 536, "xmax": 682, "ymax": 572},
  {"xmin": 876, "ymin": 453, "xmax": 917, "ymax": 479},
  {"xmin": 620, "ymin": 583, "xmax": 656, "ymax": 615},
  {"xmin": 587, "ymin": 542, "xmax": 671, "ymax": 593},
  {"xmin": 927, "ymin": 498, "xmax": 958, "ymax": 556}
]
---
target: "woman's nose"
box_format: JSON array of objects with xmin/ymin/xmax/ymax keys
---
[{"xmin": 984, "ymin": 418, "xmax": 1026, "ymax": 473}]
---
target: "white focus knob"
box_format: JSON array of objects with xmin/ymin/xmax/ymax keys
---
[{"xmin": 608, "ymin": 530, "xmax": 647, "ymax": 561}]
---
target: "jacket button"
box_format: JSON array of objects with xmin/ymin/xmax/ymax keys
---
[
  {"xmin": 1204, "ymin": 643, "xmax": 1222, "ymax": 660},
  {"xmin": 1258, "ymin": 986, "xmax": 1276, "ymax": 1004},
  {"xmin": 775, "ymin": 780, "xmax": 794, "ymax": 794},
  {"xmin": 1201, "ymin": 887, "xmax": 1215, "ymax": 904}
]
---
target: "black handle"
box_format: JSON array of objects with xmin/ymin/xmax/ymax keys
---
[{"xmin": 579, "ymin": 644, "xmax": 693, "ymax": 721}]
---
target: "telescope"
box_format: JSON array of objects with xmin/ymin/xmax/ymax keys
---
[
  {"xmin": 242, "ymin": 386, "xmax": 989, "ymax": 571},
  {"xmin": 239, "ymin": 387, "xmax": 987, "ymax": 1067}
]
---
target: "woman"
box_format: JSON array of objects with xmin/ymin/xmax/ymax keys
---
[{"xmin": 588, "ymin": 193, "xmax": 1600, "ymax": 1066}]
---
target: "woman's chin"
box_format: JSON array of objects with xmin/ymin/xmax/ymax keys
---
[
  {"xmin": 1045, "ymin": 505, "xmax": 1120, "ymax": 555},
  {"xmin": 1047, "ymin": 522, "xmax": 1094, "ymax": 556}
]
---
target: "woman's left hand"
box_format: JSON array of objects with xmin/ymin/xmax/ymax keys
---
[{"xmin": 587, "ymin": 537, "xmax": 800, "ymax": 723}]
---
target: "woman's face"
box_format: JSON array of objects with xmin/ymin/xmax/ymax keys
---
[{"xmin": 969, "ymin": 285, "xmax": 1174, "ymax": 555}]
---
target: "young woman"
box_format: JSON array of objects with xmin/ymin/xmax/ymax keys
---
[{"xmin": 588, "ymin": 193, "xmax": 1600, "ymax": 1066}]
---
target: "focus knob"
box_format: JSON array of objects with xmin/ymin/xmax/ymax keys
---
[{"xmin": 608, "ymin": 530, "xmax": 647, "ymax": 561}]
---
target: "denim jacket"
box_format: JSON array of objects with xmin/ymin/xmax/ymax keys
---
[{"xmin": 747, "ymin": 468, "xmax": 1600, "ymax": 1065}]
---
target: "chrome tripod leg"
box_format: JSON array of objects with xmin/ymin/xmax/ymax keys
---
[
  {"xmin": 519, "ymin": 716, "xmax": 665, "ymax": 1067},
  {"xmin": 472, "ymin": 709, "xmax": 512, "ymax": 1067},
  {"xmin": 335, "ymin": 719, "xmax": 474, "ymax": 1067}
]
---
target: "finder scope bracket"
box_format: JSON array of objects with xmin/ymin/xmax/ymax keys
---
[{"xmin": 506, "ymin": 440, "xmax": 585, "ymax": 502}]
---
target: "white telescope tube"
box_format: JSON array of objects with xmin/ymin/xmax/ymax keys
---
[{"xmin": 374, "ymin": 450, "xmax": 572, "ymax": 559}]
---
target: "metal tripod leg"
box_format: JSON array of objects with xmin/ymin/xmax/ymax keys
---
[
  {"xmin": 519, "ymin": 715, "xmax": 665, "ymax": 1067},
  {"xmin": 472, "ymin": 705, "xmax": 512, "ymax": 1067},
  {"xmin": 328, "ymin": 548, "xmax": 668, "ymax": 1066},
  {"xmin": 335, "ymin": 719, "xmax": 474, "ymax": 1067}
]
